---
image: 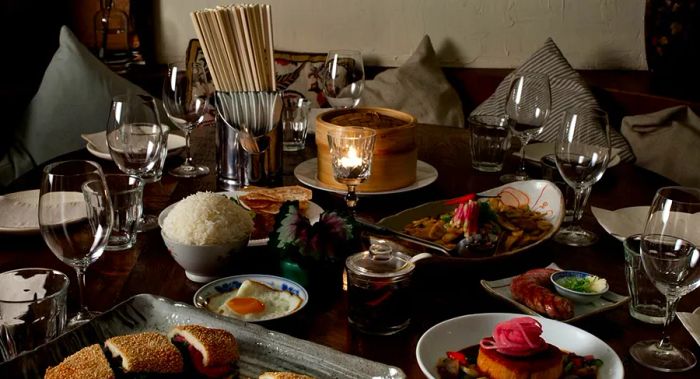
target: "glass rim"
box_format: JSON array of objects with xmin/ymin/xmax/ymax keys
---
[
  {"xmin": 326, "ymin": 126, "xmax": 377, "ymax": 139},
  {"xmin": 654, "ymin": 186, "xmax": 700, "ymax": 205},
  {"xmin": 0, "ymin": 268, "xmax": 70, "ymax": 304},
  {"xmin": 42, "ymin": 160, "xmax": 103, "ymax": 178}
]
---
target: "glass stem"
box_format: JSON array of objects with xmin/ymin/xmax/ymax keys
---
[
  {"xmin": 345, "ymin": 185, "xmax": 358, "ymax": 212},
  {"xmin": 74, "ymin": 266, "xmax": 89, "ymax": 318},
  {"xmin": 657, "ymin": 295, "xmax": 681, "ymax": 351},
  {"xmin": 184, "ymin": 128, "xmax": 194, "ymax": 166},
  {"xmin": 516, "ymin": 136, "xmax": 531, "ymax": 177}
]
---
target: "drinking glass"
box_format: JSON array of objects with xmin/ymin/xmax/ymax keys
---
[
  {"xmin": 553, "ymin": 108, "xmax": 611, "ymax": 246},
  {"xmin": 106, "ymin": 94, "xmax": 164, "ymax": 231},
  {"xmin": 500, "ymin": 72, "xmax": 551, "ymax": 183},
  {"xmin": 327, "ymin": 127, "xmax": 377, "ymax": 210},
  {"xmin": 163, "ymin": 61, "xmax": 211, "ymax": 177},
  {"xmin": 39, "ymin": 160, "xmax": 113, "ymax": 327},
  {"xmin": 630, "ymin": 186, "xmax": 700, "ymax": 372},
  {"xmin": 321, "ymin": 50, "xmax": 365, "ymax": 109}
]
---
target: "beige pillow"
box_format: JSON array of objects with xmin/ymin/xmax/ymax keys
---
[
  {"xmin": 358, "ymin": 35, "xmax": 464, "ymax": 127},
  {"xmin": 621, "ymin": 105, "xmax": 700, "ymax": 186}
]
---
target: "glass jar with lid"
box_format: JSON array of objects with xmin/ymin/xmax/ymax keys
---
[{"xmin": 345, "ymin": 240, "xmax": 415, "ymax": 335}]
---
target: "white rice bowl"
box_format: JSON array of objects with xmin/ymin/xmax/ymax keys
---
[{"xmin": 162, "ymin": 192, "xmax": 254, "ymax": 246}]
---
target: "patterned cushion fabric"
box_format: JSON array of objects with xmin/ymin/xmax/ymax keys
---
[
  {"xmin": 471, "ymin": 38, "xmax": 634, "ymax": 162},
  {"xmin": 275, "ymin": 51, "xmax": 327, "ymax": 108}
]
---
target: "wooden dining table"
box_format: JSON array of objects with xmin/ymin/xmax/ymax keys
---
[{"xmin": 1, "ymin": 123, "xmax": 698, "ymax": 378}]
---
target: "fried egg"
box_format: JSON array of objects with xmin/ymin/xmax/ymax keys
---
[{"xmin": 213, "ymin": 280, "xmax": 302, "ymax": 321}]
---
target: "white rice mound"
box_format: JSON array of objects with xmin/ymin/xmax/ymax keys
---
[{"xmin": 163, "ymin": 192, "xmax": 254, "ymax": 245}]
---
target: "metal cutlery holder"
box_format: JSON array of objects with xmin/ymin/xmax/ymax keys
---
[{"xmin": 215, "ymin": 91, "xmax": 283, "ymax": 189}]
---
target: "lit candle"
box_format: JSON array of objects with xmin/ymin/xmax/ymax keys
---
[{"xmin": 339, "ymin": 146, "xmax": 363, "ymax": 169}]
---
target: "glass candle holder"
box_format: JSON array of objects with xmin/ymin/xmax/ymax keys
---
[{"xmin": 327, "ymin": 127, "xmax": 377, "ymax": 210}]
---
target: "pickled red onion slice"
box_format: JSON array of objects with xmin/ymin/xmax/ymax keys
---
[{"xmin": 479, "ymin": 317, "xmax": 547, "ymax": 356}]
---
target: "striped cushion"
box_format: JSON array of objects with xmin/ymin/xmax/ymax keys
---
[{"xmin": 471, "ymin": 38, "xmax": 634, "ymax": 162}]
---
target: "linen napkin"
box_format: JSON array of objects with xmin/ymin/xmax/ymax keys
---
[
  {"xmin": 80, "ymin": 131, "xmax": 109, "ymax": 154},
  {"xmin": 471, "ymin": 38, "xmax": 634, "ymax": 163},
  {"xmin": 621, "ymin": 105, "xmax": 700, "ymax": 187},
  {"xmin": 677, "ymin": 307, "xmax": 700, "ymax": 347},
  {"xmin": 590, "ymin": 206, "xmax": 649, "ymax": 241}
]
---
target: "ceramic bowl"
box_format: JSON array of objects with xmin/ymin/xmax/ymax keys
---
[
  {"xmin": 550, "ymin": 270, "xmax": 609, "ymax": 303},
  {"xmin": 158, "ymin": 205, "xmax": 249, "ymax": 283}
]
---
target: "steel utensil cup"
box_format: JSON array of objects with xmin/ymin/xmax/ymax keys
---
[
  {"xmin": 0, "ymin": 268, "xmax": 69, "ymax": 362},
  {"xmin": 215, "ymin": 91, "xmax": 283, "ymax": 188},
  {"xmin": 345, "ymin": 240, "xmax": 415, "ymax": 335}
]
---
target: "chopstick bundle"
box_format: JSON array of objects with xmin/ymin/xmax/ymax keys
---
[{"xmin": 190, "ymin": 4, "xmax": 276, "ymax": 92}]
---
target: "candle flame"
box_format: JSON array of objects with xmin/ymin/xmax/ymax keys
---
[{"xmin": 340, "ymin": 146, "xmax": 363, "ymax": 169}]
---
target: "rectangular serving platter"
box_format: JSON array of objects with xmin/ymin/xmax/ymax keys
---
[
  {"xmin": 0, "ymin": 294, "xmax": 405, "ymax": 378},
  {"xmin": 480, "ymin": 264, "xmax": 630, "ymax": 323}
]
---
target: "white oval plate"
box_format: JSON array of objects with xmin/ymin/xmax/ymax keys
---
[
  {"xmin": 378, "ymin": 179, "xmax": 564, "ymax": 258},
  {"xmin": 294, "ymin": 158, "xmax": 438, "ymax": 196},
  {"xmin": 193, "ymin": 274, "xmax": 308, "ymax": 322},
  {"xmin": 0, "ymin": 190, "xmax": 86, "ymax": 235},
  {"xmin": 158, "ymin": 191, "xmax": 324, "ymax": 247},
  {"xmin": 416, "ymin": 312, "xmax": 623, "ymax": 379}
]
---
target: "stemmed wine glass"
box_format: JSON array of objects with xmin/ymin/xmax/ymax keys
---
[
  {"xmin": 553, "ymin": 108, "xmax": 611, "ymax": 246},
  {"xmin": 500, "ymin": 72, "xmax": 551, "ymax": 183},
  {"xmin": 327, "ymin": 127, "xmax": 377, "ymax": 211},
  {"xmin": 162, "ymin": 61, "xmax": 211, "ymax": 177},
  {"xmin": 630, "ymin": 186, "xmax": 700, "ymax": 372},
  {"xmin": 39, "ymin": 160, "xmax": 113, "ymax": 327},
  {"xmin": 321, "ymin": 50, "xmax": 365, "ymax": 109},
  {"xmin": 106, "ymin": 94, "xmax": 164, "ymax": 231}
]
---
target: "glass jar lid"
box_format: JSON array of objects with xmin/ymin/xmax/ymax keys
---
[{"xmin": 345, "ymin": 240, "xmax": 415, "ymax": 278}]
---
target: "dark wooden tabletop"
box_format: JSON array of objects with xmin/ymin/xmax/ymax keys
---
[{"xmin": 1, "ymin": 123, "xmax": 698, "ymax": 378}]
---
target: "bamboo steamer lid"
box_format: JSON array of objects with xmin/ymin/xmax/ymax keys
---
[{"xmin": 315, "ymin": 107, "xmax": 417, "ymax": 192}]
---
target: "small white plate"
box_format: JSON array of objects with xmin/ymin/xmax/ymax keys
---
[
  {"xmin": 158, "ymin": 191, "xmax": 324, "ymax": 247},
  {"xmin": 515, "ymin": 142, "xmax": 621, "ymax": 168},
  {"xmin": 193, "ymin": 274, "xmax": 308, "ymax": 322},
  {"xmin": 294, "ymin": 158, "xmax": 438, "ymax": 196},
  {"xmin": 416, "ymin": 312, "xmax": 624, "ymax": 379},
  {"xmin": 480, "ymin": 263, "xmax": 629, "ymax": 322},
  {"xmin": 83, "ymin": 134, "xmax": 187, "ymax": 161}
]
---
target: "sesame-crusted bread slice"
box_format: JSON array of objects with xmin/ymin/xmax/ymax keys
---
[
  {"xmin": 104, "ymin": 332, "xmax": 183, "ymax": 373},
  {"xmin": 258, "ymin": 372, "xmax": 315, "ymax": 379},
  {"xmin": 167, "ymin": 324, "xmax": 239, "ymax": 366},
  {"xmin": 44, "ymin": 344, "xmax": 115, "ymax": 379}
]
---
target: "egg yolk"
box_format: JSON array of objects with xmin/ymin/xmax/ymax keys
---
[{"xmin": 226, "ymin": 297, "xmax": 265, "ymax": 314}]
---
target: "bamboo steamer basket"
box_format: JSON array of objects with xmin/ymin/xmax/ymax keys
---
[{"xmin": 315, "ymin": 107, "xmax": 417, "ymax": 192}]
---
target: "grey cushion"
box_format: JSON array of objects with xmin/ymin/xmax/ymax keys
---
[
  {"xmin": 2, "ymin": 25, "xmax": 153, "ymax": 186},
  {"xmin": 471, "ymin": 38, "xmax": 634, "ymax": 162},
  {"xmin": 358, "ymin": 35, "xmax": 464, "ymax": 128},
  {"xmin": 622, "ymin": 105, "xmax": 700, "ymax": 186}
]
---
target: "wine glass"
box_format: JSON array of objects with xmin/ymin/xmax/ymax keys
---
[
  {"xmin": 500, "ymin": 72, "xmax": 551, "ymax": 183},
  {"xmin": 106, "ymin": 94, "xmax": 164, "ymax": 231},
  {"xmin": 327, "ymin": 127, "xmax": 377, "ymax": 210},
  {"xmin": 39, "ymin": 160, "xmax": 113, "ymax": 327},
  {"xmin": 162, "ymin": 61, "xmax": 211, "ymax": 177},
  {"xmin": 321, "ymin": 50, "xmax": 365, "ymax": 108},
  {"xmin": 630, "ymin": 186, "xmax": 700, "ymax": 372},
  {"xmin": 553, "ymin": 108, "xmax": 611, "ymax": 246}
]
